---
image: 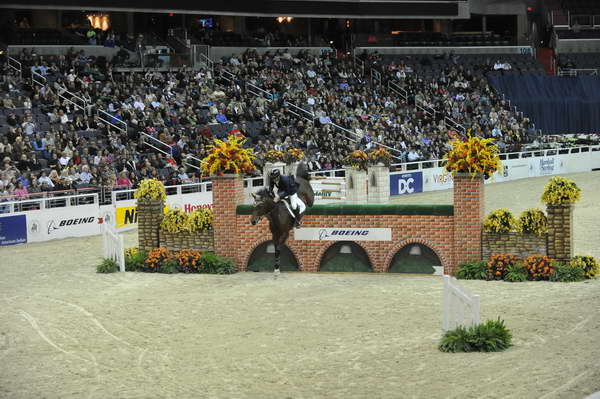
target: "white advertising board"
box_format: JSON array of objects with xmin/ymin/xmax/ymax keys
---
[
  {"xmin": 25, "ymin": 204, "xmax": 102, "ymax": 243},
  {"xmin": 294, "ymin": 227, "xmax": 392, "ymax": 241}
]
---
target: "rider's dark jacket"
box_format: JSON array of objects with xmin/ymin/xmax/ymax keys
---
[{"xmin": 269, "ymin": 175, "xmax": 298, "ymax": 198}]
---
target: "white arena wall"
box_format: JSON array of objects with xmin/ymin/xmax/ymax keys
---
[{"xmin": 0, "ymin": 146, "xmax": 598, "ymax": 245}]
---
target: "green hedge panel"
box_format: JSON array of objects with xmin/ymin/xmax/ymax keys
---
[{"xmin": 236, "ymin": 204, "xmax": 453, "ymax": 216}]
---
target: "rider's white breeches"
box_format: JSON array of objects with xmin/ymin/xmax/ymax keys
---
[{"xmin": 289, "ymin": 193, "xmax": 306, "ymax": 214}]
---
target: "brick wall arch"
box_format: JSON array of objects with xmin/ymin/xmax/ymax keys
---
[
  {"xmin": 313, "ymin": 241, "xmax": 375, "ymax": 272},
  {"xmin": 242, "ymin": 238, "xmax": 300, "ymax": 271},
  {"xmin": 383, "ymin": 238, "xmax": 451, "ymax": 274}
]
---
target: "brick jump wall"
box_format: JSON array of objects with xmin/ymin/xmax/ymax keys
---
[{"xmin": 235, "ymin": 213, "xmax": 455, "ymax": 273}]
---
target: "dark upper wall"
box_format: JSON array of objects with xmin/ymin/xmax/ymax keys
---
[{"xmin": 0, "ymin": 0, "xmax": 465, "ymax": 18}]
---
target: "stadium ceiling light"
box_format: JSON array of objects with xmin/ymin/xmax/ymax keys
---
[{"xmin": 276, "ymin": 16, "xmax": 293, "ymax": 23}]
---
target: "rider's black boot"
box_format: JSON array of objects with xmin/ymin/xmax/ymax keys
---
[{"xmin": 293, "ymin": 209, "xmax": 302, "ymax": 228}]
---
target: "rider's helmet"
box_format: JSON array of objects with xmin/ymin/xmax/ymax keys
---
[{"xmin": 270, "ymin": 169, "xmax": 281, "ymax": 181}]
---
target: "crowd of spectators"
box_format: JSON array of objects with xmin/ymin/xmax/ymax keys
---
[{"xmin": 0, "ymin": 46, "xmax": 587, "ymax": 204}]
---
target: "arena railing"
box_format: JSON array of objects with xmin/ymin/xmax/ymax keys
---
[
  {"xmin": 58, "ymin": 86, "xmax": 88, "ymax": 115},
  {"xmin": 246, "ymin": 82, "xmax": 274, "ymax": 100},
  {"xmin": 31, "ymin": 70, "xmax": 46, "ymax": 87},
  {"xmin": 7, "ymin": 56, "xmax": 22, "ymax": 79},
  {"xmin": 97, "ymin": 109, "xmax": 127, "ymax": 134},
  {"xmin": 0, "ymin": 192, "xmax": 99, "ymax": 215},
  {"xmin": 388, "ymin": 80, "xmax": 408, "ymax": 100},
  {"xmin": 558, "ymin": 68, "xmax": 598, "ymax": 77}
]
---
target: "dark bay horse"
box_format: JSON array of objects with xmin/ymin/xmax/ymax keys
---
[{"xmin": 250, "ymin": 162, "xmax": 314, "ymax": 273}]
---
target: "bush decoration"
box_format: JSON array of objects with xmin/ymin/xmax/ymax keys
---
[
  {"xmin": 541, "ymin": 176, "xmax": 581, "ymax": 205},
  {"xmin": 517, "ymin": 209, "xmax": 548, "ymax": 236},
  {"xmin": 549, "ymin": 262, "xmax": 585, "ymax": 282},
  {"xmin": 175, "ymin": 249, "xmax": 203, "ymax": 273},
  {"xmin": 187, "ymin": 208, "xmax": 213, "ymax": 232},
  {"xmin": 369, "ymin": 147, "xmax": 392, "ymax": 166},
  {"xmin": 264, "ymin": 149, "xmax": 285, "ymax": 163},
  {"xmin": 285, "ymin": 148, "xmax": 305, "ymax": 164},
  {"xmin": 202, "ymin": 135, "xmax": 256, "ymax": 176},
  {"xmin": 487, "ymin": 254, "xmax": 519, "ymax": 280},
  {"xmin": 134, "ymin": 178, "xmax": 166, "ymax": 201},
  {"xmin": 439, "ymin": 318, "xmax": 512, "ymax": 353},
  {"xmin": 483, "ymin": 209, "xmax": 516, "ymax": 234},
  {"xmin": 523, "ymin": 254, "xmax": 555, "ymax": 281},
  {"xmin": 455, "ymin": 260, "xmax": 488, "ymax": 280},
  {"xmin": 569, "ymin": 255, "xmax": 599, "ymax": 279},
  {"xmin": 144, "ymin": 248, "xmax": 174, "ymax": 272},
  {"xmin": 504, "ymin": 263, "xmax": 528, "ymax": 282},
  {"xmin": 444, "ymin": 135, "xmax": 501, "ymax": 178},
  {"xmin": 343, "ymin": 150, "xmax": 370, "ymax": 171},
  {"xmin": 97, "ymin": 258, "xmax": 118, "ymax": 273},
  {"xmin": 125, "ymin": 248, "xmax": 146, "ymax": 271}
]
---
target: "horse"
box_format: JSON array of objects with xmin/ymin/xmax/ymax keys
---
[{"xmin": 250, "ymin": 162, "xmax": 314, "ymax": 274}]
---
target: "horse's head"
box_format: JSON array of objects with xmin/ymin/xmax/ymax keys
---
[{"xmin": 250, "ymin": 188, "xmax": 275, "ymax": 225}]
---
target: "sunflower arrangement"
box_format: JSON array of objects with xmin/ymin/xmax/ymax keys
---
[
  {"xmin": 483, "ymin": 209, "xmax": 517, "ymax": 234},
  {"xmin": 143, "ymin": 248, "xmax": 173, "ymax": 272},
  {"xmin": 201, "ymin": 135, "xmax": 256, "ymax": 176},
  {"xmin": 187, "ymin": 208, "xmax": 214, "ymax": 232},
  {"xmin": 264, "ymin": 149, "xmax": 285, "ymax": 163},
  {"xmin": 487, "ymin": 254, "xmax": 519, "ymax": 280},
  {"xmin": 134, "ymin": 178, "xmax": 166, "ymax": 201},
  {"xmin": 569, "ymin": 255, "xmax": 599, "ymax": 279},
  {"xmin": 284, "ymin": 148, "xmax": 305, "ymax": 164},
  {"xmin": 444, "ymin": 135, "xmax": 501, "ymax": 178},
  {"xmin": 160, "ymin": 209, "xmax": 189, "ymax": 233},
  {"xmin": 523, "ymin": 254, "xmax": 555, "ymax": 281},
  {"xmin": 343, "ymin": 150, "xmax": 370, "ymax": 171},
  {"xmin": 541, "ymin": 176, "xmax": 582, "ymax": 205},
  {"xmin": 517, "ymin": 209, "xmax": 548, "ymax": 236},
  {"xmin": 369, "ymin": 147, "xmax": 392, "ymax": 166},
  {"xmin": 175, "ymin": 249, "xmax": 203, "ymax": 273}
]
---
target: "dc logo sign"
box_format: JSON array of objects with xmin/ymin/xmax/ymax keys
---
[{"xmin": 390, "ymin": 172, "xmax": 423, "ymax": 195}]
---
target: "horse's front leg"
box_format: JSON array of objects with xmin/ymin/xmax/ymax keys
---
[{"xmin": 273, "ymin": 231, "xmax": 289, "ymax": 275}]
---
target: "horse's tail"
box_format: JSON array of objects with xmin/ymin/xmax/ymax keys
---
[{"xmin": 295, "ymin": 162, "xmax": 310, "ymax": 181}]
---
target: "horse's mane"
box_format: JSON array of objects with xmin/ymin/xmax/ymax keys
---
[
  {"xmin": 256, "ymin": 187, "xmax": 272, "ymax": 199},
  {"xmin": 296, "ymin": 162, "xmax": 310, "ymax": 181}
]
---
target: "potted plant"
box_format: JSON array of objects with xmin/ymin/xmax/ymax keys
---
[
  {"xmin": 343, "ymin": 150, "xmax": 370, "ymax": 172},
  {"xmin": 264, "ymin": 149, "xmax": 285, "ymax": 164},
  {"xmin": 444, "ymin": 134, "xmax": 501, "ymax": 178},
  {"xmin": 201, "ymin": 135, "xmax": 256, "ymax": 176},
  {"xmin": 369, "ymin": 147, "xmax": 392, "ymax": 167},
  {"xmin": 541, "ymin": 176, "xmax": 581, "ymax": 206}
]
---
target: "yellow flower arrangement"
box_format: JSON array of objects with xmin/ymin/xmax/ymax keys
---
[
  {"xmin": 483, "ymin": 209, "xmax": 516, "ymax": 234},
  {"xmin": 541, "ymin": 176, "xmax": 581, "ymax": 205},
  {"xmin": 369, "ymin": 147, "xmax": 392, "ymax": 166},
  {"xmin": 569, "ymin": 255, "xmax": 599, "ymax": 279},
  {"xmin": 186, "ymin": 208, "xmax": 213, "ymax": 232},
  {"xmin": 265, "ymin": 149, "xmax": 285, "ymax": 163},
  {"xmin": 160, "ymin": 209, "xmax": 189, "ymax": 233},
  {"xmin": 444, "ymin": 135, "xmax": 501, "ymax": 178},
  {"xmin": 284, "ymin": 148, "xmax": 305, "ymax": 164},
  {"xmin": 517, "ymin": 209, "xmax": 548, "ymax": 236},
  {"xmin": 343, "ymin": 150, "xmax": 370, "ymax": 171},
  {"xmin": 134, "ymin": 178, "xmax": 166, "ymax": 201},
  {"xmin": 201, "ymin": 135, "xmax": 256, "ymax": 176}
]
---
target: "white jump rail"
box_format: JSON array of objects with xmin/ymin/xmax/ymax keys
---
[
  {"xmin": 442, "ymin": 275, "xmax": 480, "ymax": 331},
  {"xmin": 103, "ymin": 222, "xmax": 125, "ymax": 272}
]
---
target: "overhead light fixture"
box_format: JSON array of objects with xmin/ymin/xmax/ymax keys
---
[
  {"xmin": 409, "ymin": 244, "xmax": 422, "ymax": 256},
  {"xmin": 276, "ymin": 16, "xmax": 293, "ymax": 23},
  {"xmin": 339, "ymin": 245, "xmax": 352, "ymax": 254}
]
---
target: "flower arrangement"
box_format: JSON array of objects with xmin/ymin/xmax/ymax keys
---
[
  {"xmin": 175, "ymin": 249, "xmax": 203, "ymax": 273},
  {"xmin": 144, "ymin": 248, "xmax": 173, "ymax": 272},
  {"xmin": 187, "ymin": 208, "xmax": 213, "ymax": 232},
  {"xmin": 523, "ymin": 254, "xmax": 555, "ymax": 281},
  {"xmin": 284, "ymin": 148, "xmax": 305, "ymax": 164},
  {"xmin": 160, "ymin": 209, "xmax": 189, "ymax": 233},
  {"xmin": 264, "ymin": 149, "xmax": 285, "ymax": 163},
  {"xmin": 124, "ymin": 247, "xmax": 147, "ymax": 272},
  {"xmin": 343, "ymin": 150, "xmax": 370, "ymax": 171},
  {"xmin": 541, "ymin": 176, "xmax": 582, "ymax": 205},
  {"xmin": 134, "ymin": 178, "xmax": 166, "ymax": 201},
  {"xmin": 569, "ymin": 255, "xmax": 599, "ymax": 279},
  {"xmin": 517, "ymin": 209, "xmax": 548, "ymax": 236},
  {"xmin": 483, "ymin": 209, "xmax": 516, "ymax": 234},
  {"xmin": 369, "ymin": 147, "xmax": 392, "ymax": 166},
  {"xmin": 444, "ymin": 135, "xmax": 501, "ymax": 178},
  {"xmin": 201, "ymin": 135, "xmax": 256, "ymax": 176},
  {"xmin": 487, "ymin": 254, "xmax": 519, "ymax": 280}
]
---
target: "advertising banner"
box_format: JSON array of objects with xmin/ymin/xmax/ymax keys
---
[
  {"xmin": 26, "ymin": 204, "xmax": 102, "ymax": 243},
  {"xmin": 294, "ymin": 227, "xmax": 392, "ymax": 241},
  {"xmin": 390, "ymin": 172, "xmax": 423, "ymax": 195},
  {"xmin": 0, "ymin": 215, "xmax": 28, "ymax": 245},
  {"xmin": 422, "ymin": 168, "xmax": 454, "ymax": 191}
]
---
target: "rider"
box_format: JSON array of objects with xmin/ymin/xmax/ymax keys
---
[{"xmin": 269, "ymin": 168, "xmax": 305, "ymax": 228}]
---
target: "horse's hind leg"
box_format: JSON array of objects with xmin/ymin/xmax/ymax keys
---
[{"xmin": 273, "ymin": 245, "xmax": 281, "ymax": 275}]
